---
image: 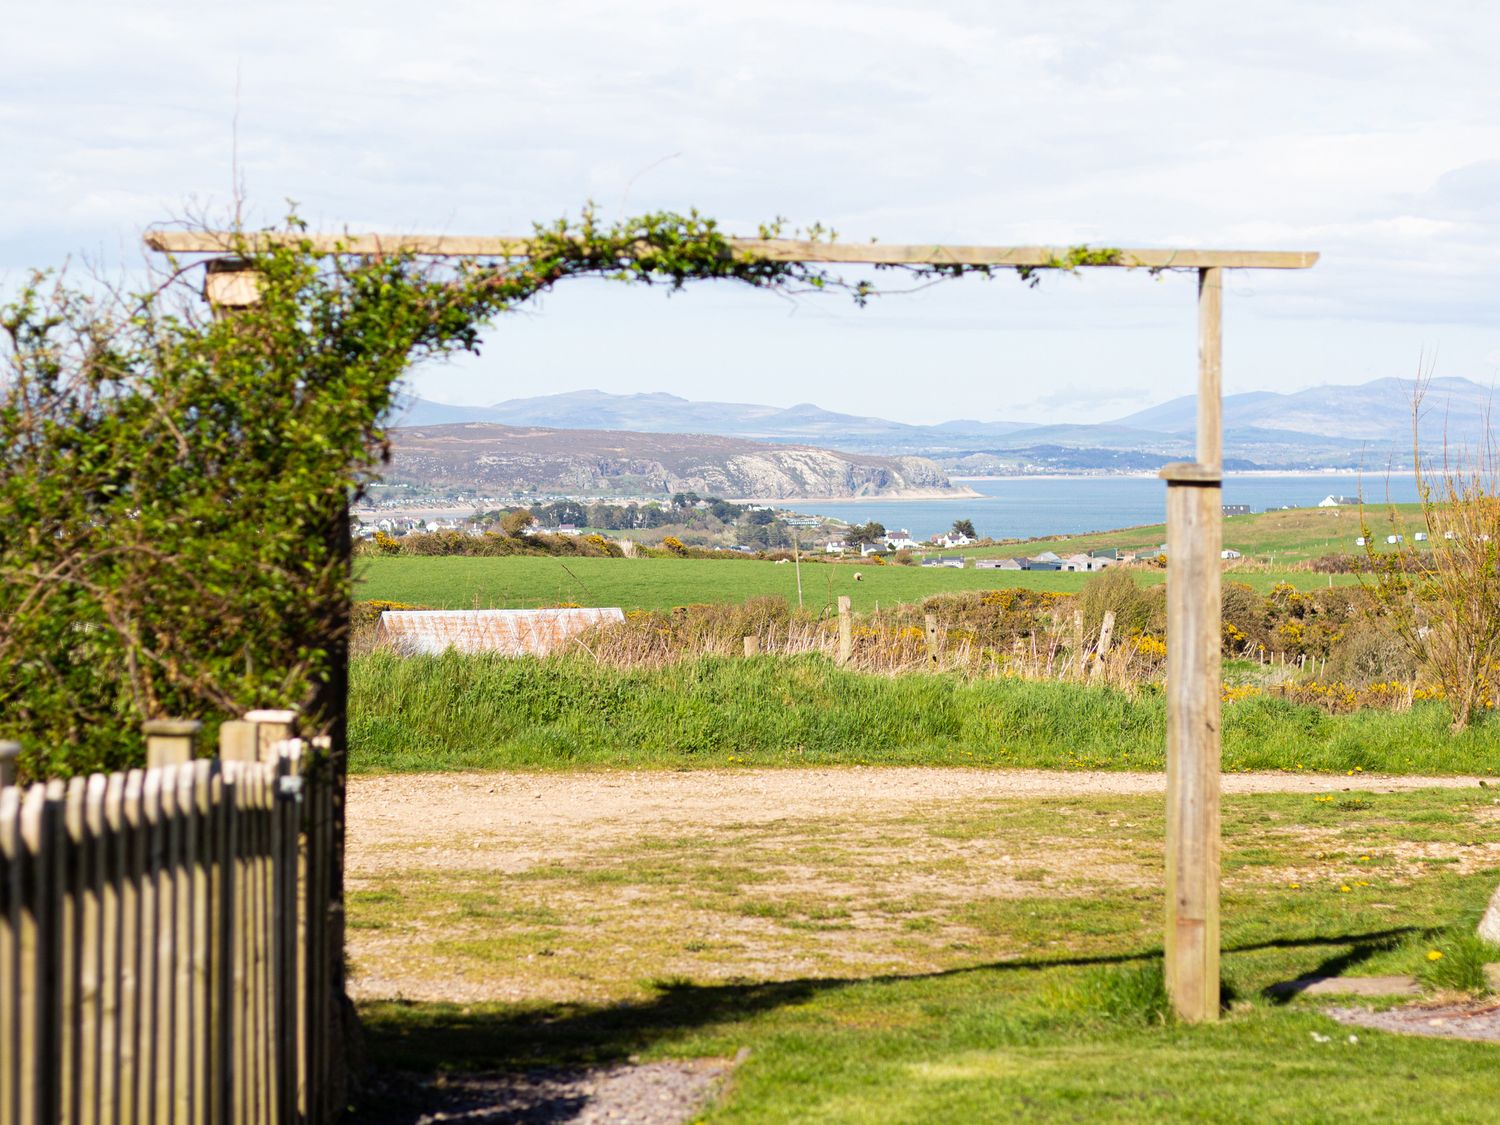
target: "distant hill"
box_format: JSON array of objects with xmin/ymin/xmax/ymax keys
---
[
  {"xmin": 398, "ymin": 390, "xmax": 1032, "ymax": 448},
  {"xmin": 385, "ymin": 423, "xmax": 963, "ymax": 499},
  {"xmin": 399, "ymin": 377, "xmax": 1495, "ymax": 470},
  {"xmin": 1115, "ymin": 377, "xmax": 1494, "ymax": 445}
]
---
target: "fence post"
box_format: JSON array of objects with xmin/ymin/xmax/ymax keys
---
[
  {"xmin": 244, "ymin": 710, "xmax": 299, "ymax": 763},
  {"xmin": 219, "ymin": 721, "xmax": 259, "ymax": 763},
  {"xmin": 1091, "ymin": 610, "xmax": 1116, "ymax": 681},
  {"xmin": 923, "ymin": 613, "xmax": 940, "ymax": 667},
  {"xmin": 836, "ymin": 597, "xmax": 853, "ymax": 666},
  {"xmin": 0, "ymin": 741, "xmax": 17, "ymax": 787},
  {"xmin": 743, "ymin": 635, "xmax": 758, "ymax": 658},
  {"xmin": 1071, "ymin": 610, "xmax": 1085, "ymax": 678},
  {"xmin": 143, "ymin": 721, "xmax": 202, "ymax": 769}
]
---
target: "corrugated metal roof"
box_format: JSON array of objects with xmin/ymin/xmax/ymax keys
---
[{"xmin": 374, "ymin": 608, "xmax": 625, "ymax": 656}]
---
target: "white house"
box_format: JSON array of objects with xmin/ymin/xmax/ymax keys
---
[
  {"xmin": 1386, "ymin": 534, "xmax": 1403, "ymax": 545},
  {"xmin": 1355, "ymin": 537, "xmax": 1368, "ymax": 546},
  {"xmin": 921, "ymin": 556, "xmax": 966, "ymax": 568},
  {"xmin": 1414, "ymin": 532, "xmax": 1429, "ymax": 542},
  {"xmin": 934, "ymin": 532, "xmax": 974, "ymax": 549},
  {"xmin": 824, "ymin": 541, "xmax": 847, "ymax": 554},
  {"xmin": 1221, "ymin": 549, "xmax": 1242, "ymax": 560},
  {"xmin": 1319, "ymin": 495, "xmax": 1360, "ymax": 508},
  {"xmin": 881, "ymin": 535, "xmax": 922, "ymax": 551}
]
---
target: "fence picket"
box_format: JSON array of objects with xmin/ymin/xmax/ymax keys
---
[
  {"xmin": 118, "ymin": 771, "xmax": 145, "ymax": 1125},
  {"xmin": 0, "ymin": 785, "xmax": 19, "ymax": 1125},
  {"xmin": 99, "ymin": 774, "xmax": 124, "ymax": 1125},
  {"xmin": 136, "ymin": 770, "xmax": 160, "ymax": 1125}
]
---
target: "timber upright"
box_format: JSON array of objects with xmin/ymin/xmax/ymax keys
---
[{"xmin": 1161, "ymin": 266, "xmax": 1226, "ymax": 1022}]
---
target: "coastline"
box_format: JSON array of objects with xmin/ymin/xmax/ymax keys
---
[
  {"xmin": 729, "ymin": 486, "xmax": 982, "ymax": 504},
  {"xmin": 949, "ymin": 470, "xmax": 1416, "ymax": 482}
]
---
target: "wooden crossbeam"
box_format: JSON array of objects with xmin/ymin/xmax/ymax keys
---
[{"xmin": 143, "ymin": 230, "xmax": 1317, "ymax": 270}]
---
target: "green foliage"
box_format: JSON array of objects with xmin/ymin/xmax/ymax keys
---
[
  {"xmin": 0, "ymin": 207, "xmax": 887, "ymax": 777},
  {"xmin": 1078, "ymin": 567, "xmax": 1160, "ymax": 639},
  {"xmin": 951, "ymin": 518, "xmax": 976, "ymax": 539},
  {"xmin": 1418, "ymin": 931, "xmax": 1500, "ymax": 995},
  {"xmin": 1060, "ymin": 962, "xmax": 1172, "ymax": 1025}
]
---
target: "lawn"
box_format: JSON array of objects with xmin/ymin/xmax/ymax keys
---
[
  {"xmin": 356, "ymin": 553, "xmax": 1355, "ymax": 614},
  {"xmin": 354, "ymin": 784, "xmax": 1500, "ymax": 1122},
  {"xmin": 348, "ymin": 652, "xmax": 1500, "ymax": 776}
]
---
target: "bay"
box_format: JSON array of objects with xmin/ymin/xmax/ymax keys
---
[{"xmin": 786, "ymin": 474, "xmax": 1421, "ymax": 542}]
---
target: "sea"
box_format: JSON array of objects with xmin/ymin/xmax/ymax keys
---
[{"xmin": 782, "ymin": 474, "xmax": 1422, "ymax": 542}]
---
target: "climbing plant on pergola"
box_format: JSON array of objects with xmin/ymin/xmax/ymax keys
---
[{"xmin": 144, "ymin": 222, "xmax": 1318, "ymax": 1024}]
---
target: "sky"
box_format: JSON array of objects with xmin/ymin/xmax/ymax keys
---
[{"xmin": 3, "ymin": 1, "xmax": 1498, "ymax": 425}]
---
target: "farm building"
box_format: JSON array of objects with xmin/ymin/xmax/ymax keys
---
[
  {"xmin": 975, "ymin": 558, "xmax": 1022, "ymax": 570},
  {"xmin": 1222, "ymin": 504, "xmax": 1251, "ymax": 516},
  {"xmin": 920, "ymin": 556, "xmax": 966, "ymax": 568},
  {"xmin": 375, "ymin": 608, "xmax": 625, "ymax": 656},
  {"xmin": 1061, "ymin": 554, "xmax": 1114, "ymax": 572}
]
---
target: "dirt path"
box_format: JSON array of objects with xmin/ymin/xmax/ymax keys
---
[{"xmin": 348, "ymin": 767, "xmax": 1485, "ymax": 848}]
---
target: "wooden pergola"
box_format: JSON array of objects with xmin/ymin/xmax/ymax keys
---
[{"xmin": 147, "ymin": 230, "xmax": 1318, "ymax": 1023}]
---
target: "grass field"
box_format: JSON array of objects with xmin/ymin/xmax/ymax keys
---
[
  {"xmin": 963, "ymin": 503, "xmax": 1430, "ymax": 568},
  {"xmin": 356, "ymin": 553, "xmax": 1357, "ymax": 614},
  {"xmin": 355, "ymin": 783, "xmax": 1500, "ymax": 1122},
  {"xmin": 349, "ymin": 653, "xmax": 1498, "ymax": 776}
]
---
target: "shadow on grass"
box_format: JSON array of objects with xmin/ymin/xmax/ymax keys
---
[
  {"xmin": 1260, "ymin": 925, "xmax": 1424, "ymax": 1003},
  {"xmin": 361, "ymin": 925, "xmax": 1426, "ymax": 1078}
]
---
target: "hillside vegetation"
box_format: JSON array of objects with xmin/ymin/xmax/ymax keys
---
[
  {"xmin": 349, "ymin": 652, "xmax": 1495, "ymax": 775},
  {"xmin": 964, "ymin": 503, "xmax": 1429, "ymax": 568}
]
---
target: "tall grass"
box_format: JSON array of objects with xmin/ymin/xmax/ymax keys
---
[{"xmin": 349, "ymin": 651, "xmax": 1498, "ymax": 774}]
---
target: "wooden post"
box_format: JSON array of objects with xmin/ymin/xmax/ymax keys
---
[
  {"xmin": 244, "ymin": 709, "xmax": 298, "ymax": 762},
  {"xmin": 792, "ymin": 531, "xmax": 804, "ymax": 611},
  {"xmin": 1071, "ymin": 610, "xmax": 1085, "ymax": 679},
  {"xmin": 218, "ymin": 721, "xmax": 259, "ymax": 763},
  {"xmin": 143, "ymin": 720, "xmax": 202, "ymax": 769},
  {"xmin": 924, "ymin": 613, "xmax": 940, "ymax": 667},
  {"xmin": 743, "ymin": 635, "xmax": 758, "ymax": 658},
  {"xmin": 1197, "ymin": 268, "xmax": 1223, "ymax": 469},
  {"xmin": 0, "ymin": 741, "xmax": 17, "ymax": 787},
  {"xmin": 1091, "ymin": 610, "xmax": 1116, "ymax": 681},
  {"xmin": 836, "ymin": 597, "xmax": 852, "ymax": 666},
  {"xmin": 1158, "ymin": 264, "xmax": 1226, "ymax": 1024}
]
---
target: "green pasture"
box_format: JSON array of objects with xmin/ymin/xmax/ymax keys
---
[
  {"xmin": 356, "ymin": 554, "xmax": 1355, "ymax": 614},
  {"xmin": 349, "ymin": 652, "xmax": 1497, "ymax": 776},
  {"xmin": 963, "ymin": 502, "xmax": 1429, "ymax": 567},
  {"xmin": 357, "ymin": 785, "xmax": 1500, "ymax": 1122}
]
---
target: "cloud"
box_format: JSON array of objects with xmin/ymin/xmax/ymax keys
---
[{"xmin": 2, "ymin": 1, "xmax": 1498, "ymax": 421}]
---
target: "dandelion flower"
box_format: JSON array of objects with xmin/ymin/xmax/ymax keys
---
[
  {"xmin": 1339, "ymin": 884, "xmax": 1351, "ymax": 892},
  {"xmin": 1427, "ymin": 950, "xmax": 1445, "ymax": 961}
]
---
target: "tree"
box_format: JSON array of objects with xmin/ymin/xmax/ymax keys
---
[
  {"xmin": 0, "ymin": 206, "xmax": 883, "ymax": 776},
  {"xmin": 952, "ymin": 518, "xmax": 977, "ymax": 539},
  {"xmin": 846, "ymin": 521, "xmax": 887, "ymax": 546},
  {"xmin": 499, "ymin": 509, "xmax": 535, "ymax": 537},
  {"xmin": 1360, "ymin": 381, "xmax": 1500, "ymax": 732}
]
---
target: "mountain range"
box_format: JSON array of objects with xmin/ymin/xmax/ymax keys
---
[{"xmin": 399, "ymin": 377, "xmax": 1495, "ymax": 470}]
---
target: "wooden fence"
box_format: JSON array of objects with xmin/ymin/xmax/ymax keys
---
[{"xmin": 0, "ymin": 713, "xmax": 338, "ymax": 1123}]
